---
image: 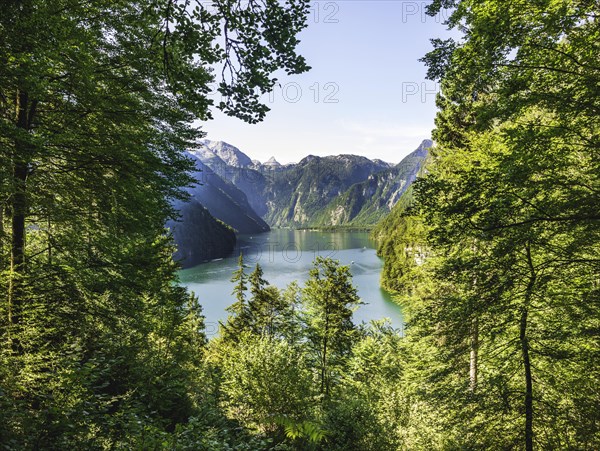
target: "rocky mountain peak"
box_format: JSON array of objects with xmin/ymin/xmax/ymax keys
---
[
  {"xmin": 264, "ymin": 156, "xmax": 281, "ymax": 167},
  {"xmin": 299, "ymin": 155, "xmax": 320, "ymax": 165},
  {"xmin": 416, "ymin": 139, "xmax": 433, "ymax": 154},
  {"xmin": 201, "ymin": 139, "xmax": 254, "ymax": 168}
]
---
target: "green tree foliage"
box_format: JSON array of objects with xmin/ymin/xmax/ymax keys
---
[
  {"xmin": 373, "ymin": 186, "xmax": 428, "ymax": 294},
  {"xmin": 303, "ymin": 257, "xmax": 362, "ymax": 399},
  {"xmin": 220, "ymin": 253, "xmax": 251, "ymax": 341},
  {"xmin": 219, "ymin": 336, "xmax": 315, "ymax": 435},
  {"xmin": 0, "ymin": 0, "xmax": 310, "ymax": 446},
  {"xmin": 5, "ymin": 0, "xmax": 598, "ymax": 449},
  {"xmin": 248, "ymin": 264, "xmax": 298, "ymax": 338},
  {"xmin": 322, "ymin": 321, "xmax": 408, "ymax": 451},
  {"xmin": 222, "ymin": 260, "xmax": 299, "ymax": 341},
  {"xmin": 212, "ymin": 258, "xmax": 383, "ymax": 449},
  {"xmin": 231, "ymin": 253, "xmax": 249, "ymax": 304},
  {"xmin": 279, "ymin": 281, "xmax": 304, "ymax": 344}
]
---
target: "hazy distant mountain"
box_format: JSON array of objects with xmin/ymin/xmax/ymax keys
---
[
  {"xmin": 263, "ymin": 156, "xmax": 282, "ymax": 169},
  {"xmin": 200, "ymin": 140, "xmax": 254, "ymax": 168},
  {"xmin": 191, "ymin": 144, "xmax": 270, "ymax": 217},
  {"xmin": 171, "ymin": 139, "xmax": 430, "ymax": 266},
  {"xmin": 167, "ymin": 151, "xmax": 270, "ymax": 267},
  {"xmin": 188, "ymin": 145, "xmax": 228, "ymax": 168}
]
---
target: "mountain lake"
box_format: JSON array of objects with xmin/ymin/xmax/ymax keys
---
[{"xmin": 178, "ymin": 229, "xmax": 403, "ymax": 338}]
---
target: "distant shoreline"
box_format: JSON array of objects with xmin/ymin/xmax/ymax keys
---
[{"xmin": 288, "ymin": 226, "xmax": 374, "ymax": 232}]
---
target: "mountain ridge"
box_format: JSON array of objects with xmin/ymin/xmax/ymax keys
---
[{"xmin": 197, "ymin": 138, "xmax": 431, "ymax": 228}]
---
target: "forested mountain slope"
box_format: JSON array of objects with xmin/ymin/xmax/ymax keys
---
[
  {"xmin": 313, "ymin": 140, "xmax": 430, "ymax": 227},
  {"xmin": 262, "ymin": 153, "xmax": 391, "ymax": 227}
]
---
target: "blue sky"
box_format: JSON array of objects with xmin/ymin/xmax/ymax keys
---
[{"xmin": 198, "ymin": 1, "xmax": 455, "ymax": 164}]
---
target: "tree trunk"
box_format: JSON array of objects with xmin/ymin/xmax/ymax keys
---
[
  {"xmin": 8, "ymin": 89, "xmax": 35, "ymax": 336},
  {"xmin": 469, "ymin": 316, "xmax": 478, "ymax": 392},
  {"xmin": 321, "ymin": 311, "xmax": 329, "ymax": 397},
  {"xmin": 520, "ymin": 306, "xmax": 533, "ymax": 451},
  {"xmin": 470, "ymin": 267, "xmax": 479, "ymax": 393},
  {"xmin": 521, "ymin": 242, "xmax": 535, "ymax": 451},
  {"xmin": 0, "ymin": 204, "xmax": 4, "ymax": 243},
  {"xmin": 8, "ymin": 161, "xmax": 27, "ymax": 324}
]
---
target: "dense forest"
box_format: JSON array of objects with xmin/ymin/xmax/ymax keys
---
[{"xmin": 1, "ymin": 0, "xmax": 598, "ymax": 449}]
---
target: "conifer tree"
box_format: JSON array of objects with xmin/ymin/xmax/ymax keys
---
[
  {"xmin": 248, "ymin": 264, "xmax": 290, "ymax": 337},
  {"xmin": 303, "ymin": 257, "xmax": 361, "ymax": 398},
  {"xmin": 221, "ymin": 253, "xmax": 251, "ymax": 341}
]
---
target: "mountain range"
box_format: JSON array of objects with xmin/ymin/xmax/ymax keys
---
[{"xmin": 169, "ymin": 139, "xmax": 431, "ymax": 267}]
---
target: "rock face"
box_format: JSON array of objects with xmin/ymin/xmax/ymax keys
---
[
  {"xmin": 200, "ymin": 140, "xmax": 254, "ymax": 168},
  {"xmin": 167, "ymin": 150, "xmax": 269, "ymax": 269},
  {"xmin": 260, "ymin": 154, "xmax": 393, "ymax": 227},
  {"xmin": 167, "ymin": 200, "xmax": 236, "ymax": 269},
  {"xmin": 263, "ymin": 156, "xmax": 281, "ymax": 169}
]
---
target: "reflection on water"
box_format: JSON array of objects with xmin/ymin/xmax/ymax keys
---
[{"xmin": 178, "ymin": 229, "xmax": 403, "ymax": 337}]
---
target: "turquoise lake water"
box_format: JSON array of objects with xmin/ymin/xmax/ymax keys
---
[{"xmin": 178, "ymin": 229, "xmax": 403, "ymax": 337}]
